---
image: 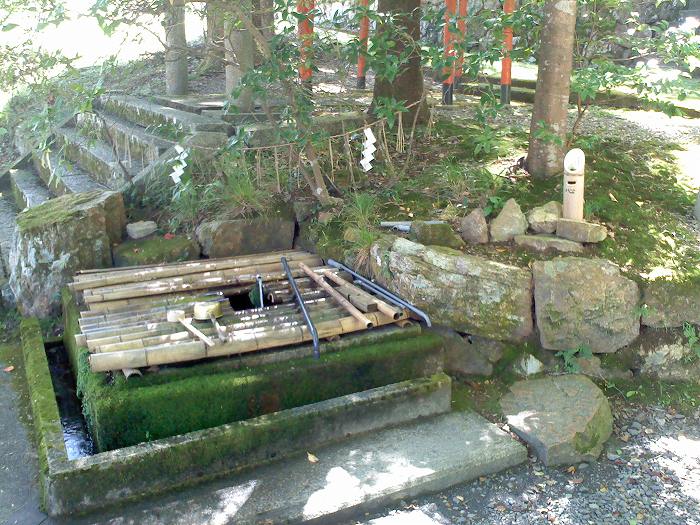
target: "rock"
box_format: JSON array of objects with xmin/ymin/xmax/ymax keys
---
[
  {"xmin": 126, "ymin": 221, "xmax": 158, "ymax": 240},
  {"xmin": 514, "ymin": 234, "xmax": 583, "ymax": 254},
  {"xmin": 695, "ymin": 191, "xmax": 700, "ymax": 223},
  {"xmin": 460, "ymin": 209, "xmax": 489, "ymax": 244},
  {"xmin": 527, "ymin": 201, "xmax": 562, "ymax": 234},
  {"xmin": 635, "ymin": 329, "xmax": 700, "ymax": 382},
  {"xmin": 577, "ymin": 355, "xmax": 603, "ymax": 377},
  {"xmin": 490, "ymin": 199, "xmax": 528, "ymax": 242},
  {"xmin": 533, "ymin": 257, "xmax": 640, "ymax": 353},
  {"xmin": 500, "ymin": 375, "xmax": 613, "ymax": 466},
  {"xmin": 410, "ymin": 221, "xmax": 464, "ymax": 250},
  {"xmin": 183, "ymin": 132, "xmax": 228, "ymax": 159},
  {"xmin": 513, "ymin": 353, "xmax": 544, "ymax": 377},
  {"xmin": 369, "ymin": 237, "xmax": 533, "ymax": 342},
  {"xmin": 196, "ymin": 216, "xmax": 295, "ymax": 258},
  {"xmin": 467, "ymin": 335, "xmax": 506, "ymax": 364},
  {"xmin": 556, "ymin": 219, "xmax": 607, "ymax": 243},
  {"xmin": 9, "ymin": 191, "xmax": 125, "ymax": 317},
  {"xmin": 641, "ymin": 278, "xmax": 700, "ymax": 328},
  {"xmin": 434, "ymin": 327, "xmax": 493, "ymax": 377},
  {"xmin": 113, "ymin": 235, "xmax": 200, "ymax": 267}
]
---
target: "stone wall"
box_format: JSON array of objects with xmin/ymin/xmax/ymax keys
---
[{"xmin": 369, "ymin": 235, "xmax": 700, "ymax": 383}]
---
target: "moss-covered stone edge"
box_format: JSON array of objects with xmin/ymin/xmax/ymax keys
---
[
  {"xmin": 43, "ymin": 369, "xmax": 451, "ymax": 516},
  {"xmin": 19, "ymin": 318, "xmax": 69, "ymax": 512}
]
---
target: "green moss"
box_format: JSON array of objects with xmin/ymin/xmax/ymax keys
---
[
  {"xmin": 20, "ymin": 318, "xmax": 66, "ymax": 511},
  {"xmin": 16, "ymin": 191, "xmax": 104, "ymax": 232},
  {"xmin": 113, "ymin": 235, "xmax": 200, "ymax": 267}
]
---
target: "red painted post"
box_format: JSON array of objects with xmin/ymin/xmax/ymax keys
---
[
  {"xmin": 357, "ymin": 0, "xmax": 370, "ymax": 89},
  {"xmin": 456, "ymin": 0, "xmax": 468, "ymax": 84},
  {"xmin": 501, "ymin": 0, "xmax": 515, "ymax": 104},
  {"xmin": 298, "ymin": 0, "xmax": 314, "ymax": 86},
  {"xmin": 442, "ymin": 0, "xmax": 457, "ymax": 105}
]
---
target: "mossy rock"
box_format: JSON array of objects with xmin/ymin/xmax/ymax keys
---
[
  {"xmin": 113, "ymin": 235, "xmax": 200, "ymax": 267},
  {"xmin": 409, "ymin": 221, "xmax": 464, "ymax": 250},
  {"xmin": 642, "ymin": 277, "xmax": 700, "ymax": 328}
]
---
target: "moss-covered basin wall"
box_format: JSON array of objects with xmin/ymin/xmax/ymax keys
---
[{"xmin": 63, "ymin": 290, "xmax": 444, "ymax": 451}]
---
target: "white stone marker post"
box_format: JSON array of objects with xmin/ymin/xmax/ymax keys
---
[{"xmin": 562, "ymin": 148, "xmax": 585, "ymax": 221}]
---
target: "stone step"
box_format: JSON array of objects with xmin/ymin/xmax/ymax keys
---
[
  {"xmin": 75, "ymin": 111, "xmax": 174, "ymax": 166},
  {"xmin": 32, "ymin": 150, "xmax": 109, "ymax": 196},
  {"xmin": 73, "ymin": 410, "xmax": 527, "ymax": 524},
  {"xmin": 98, "ymin": 94, "xmax": 232, "ymax": 136},
  {"xmin": 53, "ymin": 126, "xmax": 142, "ymax": 190},
  {"xmin": 9, "ymin": 168, "xmax": 52, "ymax": 210},
  {"xmin": 0, "ymin": 187, "xmax": 18, "ymax": 279}
]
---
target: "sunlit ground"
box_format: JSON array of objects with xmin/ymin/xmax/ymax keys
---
[{"xmin": 0, "ymin": 0, "xmax": 206, "ymax": 108}]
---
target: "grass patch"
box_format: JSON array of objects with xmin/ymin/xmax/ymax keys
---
[{"xmin": 602, "ymin": 378, "xmax": 700, "ymax": 415}]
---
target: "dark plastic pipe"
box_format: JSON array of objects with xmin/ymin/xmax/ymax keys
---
[
  {"xmin": 326, "ymin": 259, "xmax": 432, "ymax": 327},
  {"xmin": 281, "ymin": 256, "xmax": 320, "ymax": 358}
]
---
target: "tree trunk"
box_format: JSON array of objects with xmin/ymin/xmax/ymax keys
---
[
  {"xmin": 201, "ymin": 3, "xmax": 225, "ymax": 72},
  {"xmin": 225, "ymin": 1, "xmax": 255, "ymax": 112},
  {"xmin": 164, "ymin": 0, "xmax": 188, "ymax": 96},
  {"xmin": 526, "ymin": 0, "xmax": 577, "ymax": 178},
  {"xmin": 371, "ymin": 0, "xmax": 427, "ymax": 124}
]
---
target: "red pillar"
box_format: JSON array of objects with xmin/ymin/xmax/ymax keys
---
[
  {"xmin": 298, "ymin": 0, "xmax": 314, "ymax": 86},
  {"xmin": 442, "ymin": 0, "xmax": 457, "ymax": 105},
  {"xmin": 456, "ymin": 0, "xmax": 468, "ymax": 83},
  {"xmin": 357, "ymin": 0, "xmax": 370, "ymax": 89},
  {"xmin": 501, "ymin": 0, "xmax": 515, "ymax": 104}
]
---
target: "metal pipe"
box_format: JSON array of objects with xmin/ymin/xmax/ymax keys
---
[
  {"xmin": 256, "ymin": 274, "xmax": 265, "ymax": 307},
  {"xmin": 281, "ymin": 256, "xmax": 320, "ymax": 358},
  {"xmin": 326, "ymin": 259, "xmax": 432, "ymax": 327}
]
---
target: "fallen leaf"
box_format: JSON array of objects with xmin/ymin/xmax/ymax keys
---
[
  {"xmin": 455, "ymin": 495, "xmax": 464, "ymax": 502},
  {"xmin": 566, "ymin": 466, "xmax": 576, "ymax": 474},
  {"xmin": 609, "ymin": 192, "xmax": 618, "ymax": 202},
  {"xmin": 621, "ymin": 434, "xmax": 630, "ymax": 442},
  {"xmin": 164, "ymin": 233, "xmax": 175, "ymax": 240},
  {"xmin": 307, "ymin": 452, "xmax": 319, "ymax": 463},
  {"xmin": 3, "ymin": 365, "xmax": 14, "ymax": 373},
  {"xmin": 570, "ymin": 478, "xmax": 584, "ymax": 484},
  {"xmin": 495, "ymin": 505, "xmax": 506, "ymax": 512}
]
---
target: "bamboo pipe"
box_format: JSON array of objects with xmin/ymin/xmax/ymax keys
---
[
  {"xmin": 299, "ymin": 263, "xmax": 373, "ymax": 328},
  {"xmin": 82, "ymin": 300, "xmax": 339, "ymax": 349},
  {"xmin": 72, "ymin": 251, "xmax": 319, "ymax": 290},
  {"xmin": 321, "ymin": 269, "xmax": 404, "ymax": 320},
  {"xmin": 92, "ymin": 306, "xmax": 349, "ymax": 354},
  {"xmin": 89, "ymin": 311, "xmax": 398, "ymax": 372},
  {"xmin": 82, "ymin": 265, "xmax": 342, "ymax": 304},
  {"xmin": 83, "ymin": 255, "xmax": 323, "ymax": 295},
  {"xmin": 74, "ymin": 250, "xmax": 311, "ymax": 276}
]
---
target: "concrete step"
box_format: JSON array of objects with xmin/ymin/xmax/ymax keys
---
[
  {"xmin": 53, "ymin": 126, "xmax": 142, "ymax": 190},
  {"xmin": 0, "ymin": 187, "xmax": 18, "ymax": 279},
  {"xmin": 9, "ymin": 168, "xmax": 52, "ymax": 210},
  {"xmin": 32, "ymin": 150, "xmax": 108, "ymax": 196},
  {"xmin": 98, "ymin": 94, "xmax": 232, "ymax": 136},
  {"xmin": 71, "ymin": 410, "xmax": 527, "ymax": 524},
  {"xmin": 75, "ymin": 111, "xmax": 174, "ymax": 166}
]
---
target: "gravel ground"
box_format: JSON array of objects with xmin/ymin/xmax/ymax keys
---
[{"xmin": 356, "ymin": 401, "xmax": 700, "ymax": 525}]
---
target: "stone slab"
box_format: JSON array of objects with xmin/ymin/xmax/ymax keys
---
[
  {"xmin": 514, "ymin": 234, "xmax": 583, "ymax": 253},
  {"xmin": 69, "ymin": 412, "xmax": 526, "ymax": 524}
]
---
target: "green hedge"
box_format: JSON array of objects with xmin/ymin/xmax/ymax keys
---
[{"xmin": 62, "ymin": 289, "xmax": 444, "ymax": 451}]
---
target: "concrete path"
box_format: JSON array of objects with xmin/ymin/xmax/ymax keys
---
[
  {"xmin": 0, "ymin": 345, "xmax": 47, "ymax": 525},
  {"xmin": 59, "ymin": 412, "xmax": 525, "ymax": 525}
]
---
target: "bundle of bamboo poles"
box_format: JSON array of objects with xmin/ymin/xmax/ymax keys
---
[{"xmin": 69, "ymin": 249, "xmax": 409, "ymax": 373}]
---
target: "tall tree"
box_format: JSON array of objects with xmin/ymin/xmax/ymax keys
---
[
  {"xmin": 526, "ymin": 0, "xmax": 577, "ymax": 178},
  {"xmin": 371, "ymin": 0, "xmax": 427, "ymax": 123}
]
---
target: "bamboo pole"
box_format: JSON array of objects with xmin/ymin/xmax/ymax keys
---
[
  {"xmin": 72, "ymin": 252, "xmax": 322, "ymax": 292},
  {"xmin": 82, "ymin": 299, "xmax": 339, "ymax": 350},
  {"xmin": 89, "ymin": 311, "xmax": 398, "ymax": 372},
  {"xmin": 92, "ymin": 306, "xmax": 349, "ymax": 354},
  {"xmin": 74, "ymin": 250, "xmax": 313, "ymax": 279},
  {"xmin": 82, "ymin": 265, "xmax": 342, "ymax": 305},
  {"xmin": 321, "ymin": 270, "xmax": 404, "ymax": 320},
  {"xmin": 299, "ymin": 263, "xmax": 373, "ymax": 328}
]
